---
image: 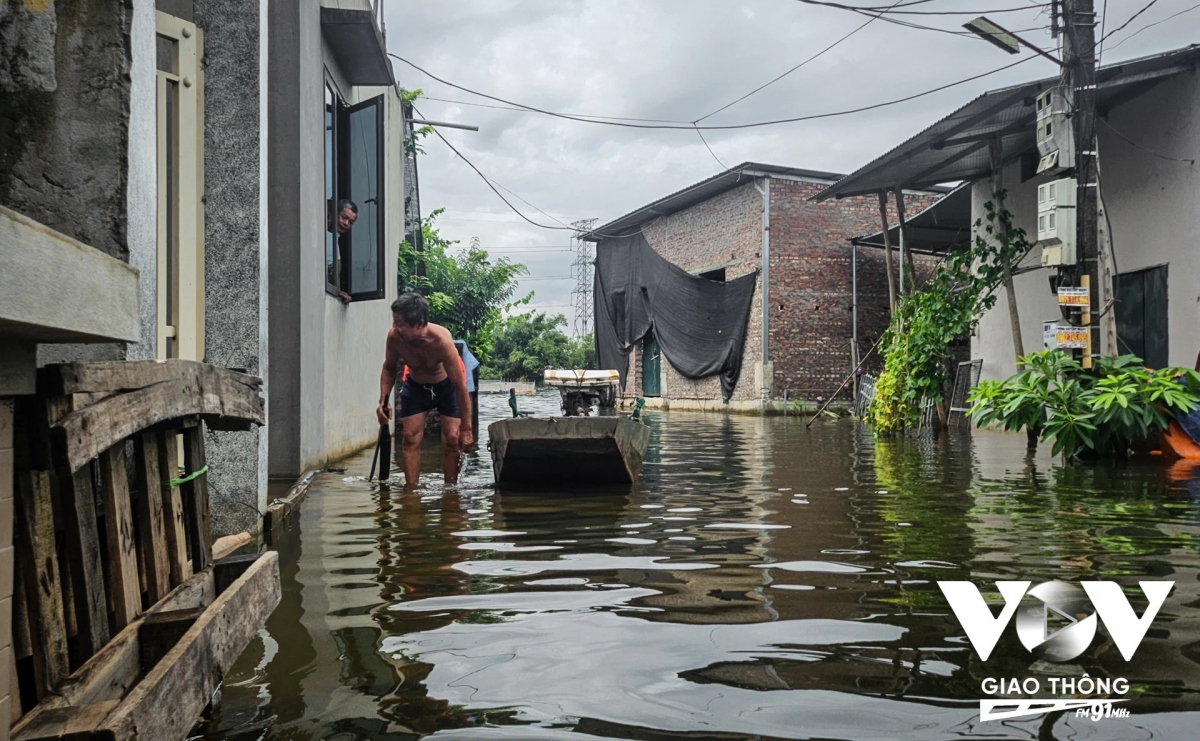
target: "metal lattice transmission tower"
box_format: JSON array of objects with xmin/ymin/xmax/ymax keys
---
[{"xmin": 571, "ymin": 218, "xmax": 598, "ymax": 337}]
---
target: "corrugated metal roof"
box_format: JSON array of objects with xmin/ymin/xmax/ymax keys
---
[
  {"xmin": 814, "ymin": 45, "xmax": 1200, "ymax": 202},
  {"xmin": 579, "ymin": 162, "xmax": 845, "ymax": 242},
  {"xmin": 851, "ymin": 183, "xmax": 973, "ymax": 254}
]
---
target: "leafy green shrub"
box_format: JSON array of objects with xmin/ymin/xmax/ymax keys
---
[
  {"xmin": 967, "ymin": 350, "xmax": 1200, "ymax": 458},
  {"xmin": 867, "ymin": 194, "xmax": 1032, "ymax": 434}
]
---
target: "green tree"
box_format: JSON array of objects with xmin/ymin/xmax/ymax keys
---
[
  {"xmin": 398, "ymin": 210, "xmax": 528, "ymax": 366},
  {"xmin": 483, "ymin": 313, "xmax": 596, "ymax": 381}
]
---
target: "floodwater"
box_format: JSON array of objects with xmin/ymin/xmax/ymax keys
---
[{"xmin": 195, "ymin": 392, "xmax": 1200, "ymax": 740}]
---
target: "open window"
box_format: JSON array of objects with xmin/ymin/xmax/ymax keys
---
[{"xmin": 325, "ymin": 83, "xmax": 385, "ymax": 302}]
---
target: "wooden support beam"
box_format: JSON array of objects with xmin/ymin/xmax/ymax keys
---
[
  {"xmin": 211, "ymin": 532, "xmax": 253, "ymax": 562},
  {"xmin": 138, "ymin": 608, "xmax": 203, "ymax": 673},
  {"xmin": 97, "ymin": 552, "xmax": 281, "ymax": 741},
  {"xmin": 181, "ymin": 427, "xmax": 212, "ymax": 573},
  {"xmin": 263, "ymin": 470, "xmax": 316, "ymax": 542},
  {"xmin": 9, "ymin": 700, "xmax": 120, "ymax": 741},
  {"xmin": 134, "ymin": 434, "xmax": 171, "ymax": 603},
  {"xmin": 11, "ymin": 568, "xmax": 215, "ymax": 738},
  {"xmin": 99, "ymin": 444, "xmax": 143, "ymax": 630},
  {"xmin": 157, "ymin": 432, "xmax": 192, "ymax": 586},
  {"xmin": 59, "ymin": 463, "xmax": 111, "ymax": 661},
  {"xmin": 15, "ymin": 472, "xmax": 70, "ymax": 695},
  {"xmin": 48, "ymin": 360, "xmax": 261, "ymax": 398}
]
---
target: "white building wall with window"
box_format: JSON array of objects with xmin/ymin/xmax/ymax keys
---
[
  {"xmin": 973, "ymin": 70, "xmax": 1200, "ymax": 382},
  {"xmin": 269, "ymin": 0, "xmax": 402, "ymax": 478}
]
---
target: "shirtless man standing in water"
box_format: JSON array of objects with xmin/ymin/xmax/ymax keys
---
[{"xmin": 376, "ymin": 292, "xmax": 474, "ymax": 486}]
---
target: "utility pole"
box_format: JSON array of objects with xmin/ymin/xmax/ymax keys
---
[{"xmin": 1064, "ymin": 0, "xmax": 1100, "ymax": 367}]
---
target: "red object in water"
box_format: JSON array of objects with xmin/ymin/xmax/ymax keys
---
[{"xmin": 1161, "ymin": 420, "xmax": 1200, "ymax": 459}]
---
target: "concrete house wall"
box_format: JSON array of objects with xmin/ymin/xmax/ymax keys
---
[
  {"xmin": 972, "ymin": 70, "xmax": 1200, "ymax": 381},
  {"xmin": 268, "ymin": 0, "xmax": 402, "ymax": 478}
]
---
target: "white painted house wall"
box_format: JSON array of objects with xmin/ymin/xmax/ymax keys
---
[{"xmin": 973, "ymin": 70, "xmax": 1200, "ymax": 382}]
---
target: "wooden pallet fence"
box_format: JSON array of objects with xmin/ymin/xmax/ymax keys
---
[{"xmin": 10, "ymin": 360, "xmax": 267, "ymax": 740}]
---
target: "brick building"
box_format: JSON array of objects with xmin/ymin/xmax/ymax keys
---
[{"xmin": 583, "ymin": 163, "xmax": 940, "ymax": 411}]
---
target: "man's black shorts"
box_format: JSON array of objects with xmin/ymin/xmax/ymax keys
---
[{"xmin": 399, "ymin": 378, "xmax": 461, "ymax": 419}]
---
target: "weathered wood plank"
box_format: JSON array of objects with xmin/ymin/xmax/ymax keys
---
[
  {"xmin": 211, "ymin": 532, "xmax": 252, "ymax": 561},
  {"xmin": 13, "ymin": 552, "xmax": 32, "ymax": 660},
  {"xmin": 182, "ymin": 427, "xmax": 212, "ymax": 573},
  {"xmin": 138, "ymin": 608, "xmax": 203, "ymax": 674},
  {"xmin": 15, "ymin": 471, "xmax": 70, "ymax": 694},
  {"xmin": 10, "ymin": 700, "xmax": 120, "ymax": 740},
  {"xmin": 98, "ymin": 552, "xmax": 281, "ymax": 741},
  {"xmin": 59, "ymin": 463, "xmax": 111, "ymax": 660},
  {"xmin": 100, "ymin": 444, "xmax": 142, "ymax": 630},
  {"xmin": 49, "ymin": 359, "xmax": 260, "ymax": 396},
  {"xmin": 134, "ymin": 434, "xmax": 171, "ymax": 603},
  {"xmin": 156, "ymin": 432, "xmax": 192, "ymax": 585},
  {"xmin": 10, "ymin": 569, "xmax": 215, "ymax": 739},
  {"xmin": 214, "ymin": 554, "xmax": 259, "ymax": 596},
  {"xmin": 263, "ymin": 469, "xmax": 316, "ymax": 542},
  {"xmin": 52, "ymin": 364, "xmax": 263, "ymax": 474}
]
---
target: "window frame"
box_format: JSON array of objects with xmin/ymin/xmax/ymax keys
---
[
  {"xmin": 340, "ymin": 94, "xmax": 386, "ymax": 302},
  {"xmin": 323, "ymin": 74, "xmax": 386, "ymax": 303},
  {"xmin": 324, "ymin": 75, "xmax": 343, "ymax": 298}
]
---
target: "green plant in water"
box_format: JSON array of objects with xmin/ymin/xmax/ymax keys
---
[
  {"xmin": 967, "ymin": 350, "xmax": 1200, "ymax": 458},
  {"xmin": 866, "ymin": 193, "xmax": 1032, "ymax": 433}
]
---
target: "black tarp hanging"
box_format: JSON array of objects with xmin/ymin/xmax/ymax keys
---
[{"xmin": 593, "ymin": 232, "xmax": 758, "ymax": 402}]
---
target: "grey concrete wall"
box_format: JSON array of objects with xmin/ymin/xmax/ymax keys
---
[
  {"xmin": 195, "ymin": 0, "xmax": 265, "ymax": 536},
  {"xmin": 970, "ymin": 164, "xmax": 1056, "ymax": 383},
  {"xmin": 269, "ymin": 2, "xmax": 402, "ymax": 477},
  {"xmin": 972, "ymin": 71, "xmax": 1200, "ymax": 381},
  {"xmin": 267, "ymin": 0, "xmax": 305, "ymax": 477},
  {"xmin": 0, "ymin": 0, "xmax": 130, "ymax": 261},
  {"xmin": 126, "ymin": 0, "xmax": 158, "ymax": 362},
  {"xmin": 1, "ymin": 0, "xmax": 134, "ymax": 365},
  {"xmin": 321, "ymin": 83, "xmax": 401, "ymax": 463}
]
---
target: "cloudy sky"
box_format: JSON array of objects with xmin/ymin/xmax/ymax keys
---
[{"xmin": 381, "ymin": 0, "xmax": 1199, "ymax": 333}]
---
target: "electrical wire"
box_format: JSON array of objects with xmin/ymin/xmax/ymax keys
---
[
  {"xmin": 1099, "ymin": 0, "xmax": 1161, "ymax": 41},
  {"xmin": 414, "ymin": 103, "xmax": 577, "ymax": 232},
  {"xmin": 793, "ymin": 0, "xmax": 1047, "ymax": 14},
  {"xmin": 393, "ymin": 53, "xmax": 1041, "ymax": 131},
  {"xmin": 1097, "ymin": 116, "xmax": 1196, "ymax": 165},
  {"xmin": 697, "ymin": 0, "xmax": 906, "ymax": 123},
  {"xmin": 1102, "ymin": 2, "xmax": 1200, "ymax": 51}
]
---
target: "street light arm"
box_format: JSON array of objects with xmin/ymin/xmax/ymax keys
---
[{"xmin": 965, "ymin": 16, "xmax": 1065, "ymax": 68}]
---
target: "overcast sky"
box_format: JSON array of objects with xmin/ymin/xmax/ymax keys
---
[{"xmin": 382, "ymin": 0, "xmax": 1199, "ymax": 333}]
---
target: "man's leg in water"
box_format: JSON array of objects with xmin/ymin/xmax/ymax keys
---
[
  {"xmin": 440, "ymin": 415, "xmax": 462, "ymax": 483},
  {"xmin": 401, "ymin": 412, "xmax": 427, "ymax": 487}
]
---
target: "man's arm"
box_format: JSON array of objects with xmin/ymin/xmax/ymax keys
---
[
  {"xmin": 441, "ymin": 335, "xmax": 474, "ymax": 448},
  {"xmin": 377, "ymin": 332, "xmax": 402, "ymax": 425}
]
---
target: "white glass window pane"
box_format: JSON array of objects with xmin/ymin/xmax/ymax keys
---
[{"xmin": 347, "ymin": 99, "xmax": 380, "ymax": 296}]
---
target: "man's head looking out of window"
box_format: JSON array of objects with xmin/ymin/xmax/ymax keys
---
[
  {"xmin": 336, "ymin": 199, "xmax": 358, "ymax": 234},
  {"xmin": 391, "ymin": 292, "xmax": 429, "ymax": 341}
]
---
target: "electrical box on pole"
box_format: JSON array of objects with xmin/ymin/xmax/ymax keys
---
[
  {"xmin": 1035, "ymin": 87, "xmax": 1075, "ymax": 175},
  {"xmin": 1037, "ymin": 178, "xmax": 1078, "ymax": 266}
]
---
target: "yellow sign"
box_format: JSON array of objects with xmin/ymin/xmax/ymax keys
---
[
  {"xmin": 1057, "ymin": 287, "xmax": 1090, "ymax": 306},
  {"xmin": 1056, "ymin": 326, "xmax": 1089, "ymax": 349}
]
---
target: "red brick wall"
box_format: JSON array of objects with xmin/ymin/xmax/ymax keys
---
[
  {"xmin": 768, "ymin": 181, "xmax": 938, "ymax": 400},
  {"xmin": 608, "ymin": 176, "xmax": 939, "ymax": 403}
]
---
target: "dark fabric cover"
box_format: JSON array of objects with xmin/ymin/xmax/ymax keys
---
[{"xmin": 593, "ymin": 232, "xmax": 758, "ymax": 401}]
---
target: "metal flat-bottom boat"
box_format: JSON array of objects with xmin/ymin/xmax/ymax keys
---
[{"xmin": 487, "ymin": 416, "xmax": 651, "ymax": 486}]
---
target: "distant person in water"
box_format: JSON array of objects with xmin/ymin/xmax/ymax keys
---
[
  {"xmin": 377, "ymin": 292, "xmax": 474, "ymax": 486},
  {"xmin": 509, "ymin": 388, "xmax": 520, "ymax": 418}
]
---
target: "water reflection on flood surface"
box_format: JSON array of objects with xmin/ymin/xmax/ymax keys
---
[{"xmin": 196, "ymin": 391, "xmax": 1200, "ymax": 740}]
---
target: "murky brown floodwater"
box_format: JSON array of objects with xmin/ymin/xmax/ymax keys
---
[{"xmin": 195, "ymin": 391, "xmax": 1200, "ymax": 740}]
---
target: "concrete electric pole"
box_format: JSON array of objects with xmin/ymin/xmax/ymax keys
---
[{"xmin": 1063, "ymin": 0, "xmax": 1101, "ymax": 367}]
